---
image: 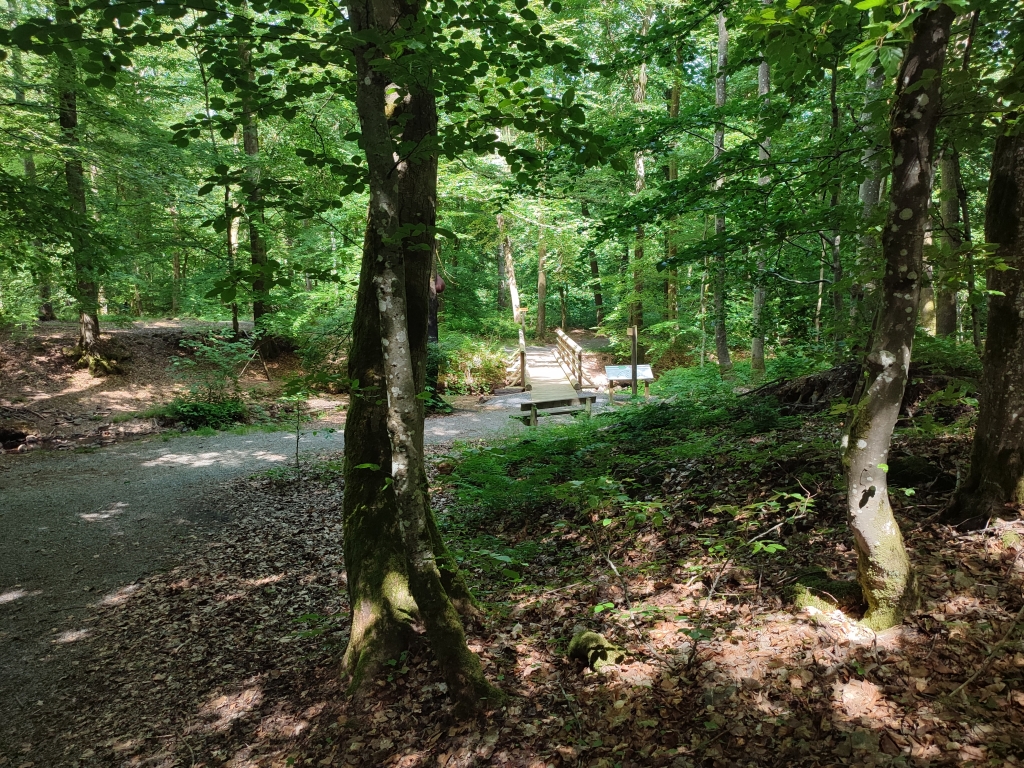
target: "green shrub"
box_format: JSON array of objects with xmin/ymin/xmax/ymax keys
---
[
  {"xmin": 170, "ymin": 333, "xmax": 253, "ymax": 401},
  {"xmin": 165, "ymin": 397, "xmax": 249, "ymax": 430},
  {"xmin": 912, "ymin": 332, "xmax": 982, "ymax": 376},
  {"xmin": 435, "ymin": 331, "xmax": 508, "ymax": 394}
]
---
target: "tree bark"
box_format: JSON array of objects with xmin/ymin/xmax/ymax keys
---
[
  {"xmin": 8, "ymin": 9, "xmax": 55, "ymax": 322},
  {"xmin": 665, "ymin": 48, "xmax": 681, "ymax": 322},
  {"xmin": 536, "ymin": 221, "xmax": 546, "ymax": 338},
  {"xmin": 581, "ymin": 202, "xmax": 603, "ymax": 325},
  {"xmin": 853, "ymin": 68, "xmax": 886, "ymax": 334},
  {"xmin": 240, "ymin": 37, "xmax": 278, "ymax": 358},
  {"xmin": 935, "ymin": 148, "xmax": 961, "ymax": 337},
  {"xmin": 750, "ymin": 17, "xmax": 771, "ymax": 383},
  {"xmin": 713, "ymin": 11, "xmax": 733, "ymax": 379},
  {"xmin": 344, "ymin": 0, "xmax": 498, "ymax": 715},
  {"xmin": 943, "ymin": 126, "xmax": 1024, "ymax": 529},
  {"xmin": 498, "ymin": 214, "xmax": 523, "ymax": 325},
  {"xmin": 54, "ymin": 9, "xmax": 98, "ymax": 351},
  {"xmin": 841, "ymin": 4, "xmax": 954, "ymax": 629}
]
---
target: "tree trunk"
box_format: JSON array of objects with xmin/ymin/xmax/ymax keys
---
[
  {"xmin": 713, "ymin": 11, "xmax": 733, "ymax": 379},
  {"xmin": 559, "ymin": 283, "xmax": 568, "ymax": 330},
  {"xmin": 344, "ymin": 0, "xmax": 498, "ymax": 715},
  {"xmin": 853, "ymin": 68, "xmax": 886, "ymax": 334},
  {"xmin": 954, "ymin": 147, "xmax": 982, "ymax": 350},
  {"xmin": 750, "ymin": 19, "xmax": 770, "ymax": 383},
  {"xmin": 943, "ymin": 127, "xmax": 1024, "ymax": 529},
  {"xmin": 225, "ymin": 185, "xmax": 240, "ymax": 337},
  {"xmin": 841, "ymin": 4, "xmax": 954, "ymax": 630},
  {"xmin": 498, "ymin": 214, "xmax": 522, "ymax": 325},
  {"xmin": 581, "ymin": 202, "xmax": 603, "ymax": 325},
  {"xmin": 54, "ymin": 18, "xmax": 99, "ymax": 351},
  {"xmin": 172, "ymin": 252, "xmax": 181, "ymax": 316},
  {"xmin": 826, "ymin": 63, "xmax": 844, "ymax": 349},
  {"xmin": 240, "ymin": 38, "xmax": 277, "ymax": 358},
  {"xmin": 935, "ymin": 149, "xmax": 961, "ymax": 337},
  {"xmin": 9, "ymin": 19, "xmax": 55, "ymax": 323},
  {"xmin": 497, "ymin": 239, "xmax": 507, "ymax": 310},
  {"xmin": 536, "ymin": 222, "xmax": 546, "ymax": 338}
]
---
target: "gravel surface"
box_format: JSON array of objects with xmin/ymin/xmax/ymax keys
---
[{"xmin": 0, "ymin": 403, "xmax": 524, "ymax": 739}]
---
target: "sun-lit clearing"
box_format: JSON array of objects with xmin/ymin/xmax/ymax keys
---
[
  {"xmin": 54, "ymin": 628, "xmax": 91, "ymax": 643},
  {"xmin": 0, "ymin": 588, "xmax": 29, "ymax": 604},
  {"xmin": 195, "ymin": 685, "xmax": 264, "ymax": 733},
  {"xmin": 99, "ymin": 583, "xmax": 141, "ymax": 606},
  {"xmin": 142, "ymin": 450, "xmax": 288, "ymax": 468}
]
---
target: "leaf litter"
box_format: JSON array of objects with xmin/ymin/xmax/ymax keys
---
[{"xmin": 4, "ymin": 408, "xmax": 1024, "ymax": 768}]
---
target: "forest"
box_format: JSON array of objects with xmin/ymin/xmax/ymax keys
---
[{"xmin": 1, "ymin": 0, "xmax": 1023, "ymax": 765}]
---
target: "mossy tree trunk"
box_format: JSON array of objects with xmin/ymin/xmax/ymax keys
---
[
  {"xmin": 342, "ymin": 0, "xmax": 498, "ymax": 716},
  {"xmin": 841, "ymin": 4, "xmax": 954, "ymax": 630},
  {"xmin": 942, "ymin": 127, "xmax": 1024, "ymax": 529}
]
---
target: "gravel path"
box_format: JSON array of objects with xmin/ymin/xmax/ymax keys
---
[{"xmin": 0, "ymin": 403, "xmax": 524, "ymax": 736}]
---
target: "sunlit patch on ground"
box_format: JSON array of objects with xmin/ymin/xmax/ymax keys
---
[
  {"xmin": 98, "ymin": 583, "xmax": 141, "ymax": 606},
  {"xmin": 0, "ymin": 587, "xmax": 29, "ymax": 604},
  {"xmin": 53, "ymin": 628, "xmax": 91, "ymax": 644}
]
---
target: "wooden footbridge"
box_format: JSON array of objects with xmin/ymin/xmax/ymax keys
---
[{"xmin": 508, "ymin": 329, "xmax": 598, "ymax": 425}]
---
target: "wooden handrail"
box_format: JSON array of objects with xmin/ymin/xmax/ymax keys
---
[
  {"xmin": 553, "ymin": 328, "xmax": 591, "ymax": 389},
  {"xmin": 518, "ymin": 328, "xmax": 527, "ymax": 388}
]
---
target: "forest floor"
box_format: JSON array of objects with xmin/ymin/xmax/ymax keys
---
[
  {"xmin": 1, "ymin": 364, "xmax": 1022, "ymax": 768},
  {"xmin": 0, "ymin": 320, "xmax": 311, "ymax": 451}
]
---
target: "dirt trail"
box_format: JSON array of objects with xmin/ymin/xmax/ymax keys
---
[{"xmin": 0, "ymin": 403, "xmax": 521, "ymax": 744}]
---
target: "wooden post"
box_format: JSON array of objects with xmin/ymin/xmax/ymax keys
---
[{"xmin": 628, "ymin": 325, "xmax": 638, "ymax": 396}]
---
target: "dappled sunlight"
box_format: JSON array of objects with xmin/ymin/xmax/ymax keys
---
[
  {"xmin": 53, "ymin": 628, "xmax": 91, "ymax": 644},
  {"xmin": 195, "ymin": 683, "xmax": 265, "ymax": 733},
  {"xmin": 0, "ymin": 588, "xmax": 30, "ymax": 604},
  {"xmin": 141, "ymin": 449, "xmax": 289, "ymax": 468},
  {"xmin": 80, "ymin": 501, "xmax": 128, "ymax": 522},
  {"xmin": 98, "ymin": 583, "xmax": 141, "ymax": 607}
]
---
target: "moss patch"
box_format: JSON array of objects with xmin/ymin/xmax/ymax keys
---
[
  {"xmin": 788, "ymin": 568, "xmax": 865, "ymax": 613},
  {"xmin": 567, "ymin": 630, "xmax": 626, "ymax": 671}
]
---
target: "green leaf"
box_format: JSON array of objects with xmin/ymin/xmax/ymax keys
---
[
  {"xmin": 853, "ymin": 0, "xmax": 886, "ymax": 8},
  {"xmin": 354, "ymin": 463, "xmax": 381, "ymax": 471}
]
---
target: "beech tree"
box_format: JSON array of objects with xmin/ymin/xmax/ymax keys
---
[
  {"xmin": 841, "ymin": 3, "xmax": 955, "ymax": 629},
  {"xmin": 943, "ymin": 125, "xmax": 1024, "ymax": 530}
]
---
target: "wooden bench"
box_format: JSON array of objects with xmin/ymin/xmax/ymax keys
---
[
  {"xmin": 515, "ymin": 392, "xmax": 599, "ymax": 426},
  {"xmin": 605, "ymin": 364, "xmax": 654, "ymax": 401}
]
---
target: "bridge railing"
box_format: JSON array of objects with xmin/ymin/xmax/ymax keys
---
[
  {"xmin": 553, "ymin": 328, "xmax": 593, "ymax": 390},
  {"xmin": 506, "ymin": 328, "xmax": 527, "ymax": 389}
]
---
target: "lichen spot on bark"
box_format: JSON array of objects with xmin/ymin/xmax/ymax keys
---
[
  {"xmin": 379, "ymin": 299, "xmax": 388, "ymax": 312},
  {"xmin": 857, "ymin": 439, "xmax": 868, "ymax": 449},
  {"xmin": 907, "ymin": 272, "xmax": 917, "ymax": 280},
  {"xmin": 899, "ymin": 208, "xmax": 914, "ymax": 220}
]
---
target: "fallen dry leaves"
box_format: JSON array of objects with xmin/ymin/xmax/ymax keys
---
[{"xmin": 3, "ymin": 427, "xmax": 1024, "ymax": 768}]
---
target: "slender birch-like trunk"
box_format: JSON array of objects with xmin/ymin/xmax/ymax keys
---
[
  {"xmin": 712, "ymin": 11, "xmax": 733, "ymax": 379},
  {"xmin": 750, "ymin": 10, "xmax": 770, "ymax": 382},
  {"xmin": 842, "ymin": 4, "xmax": 955, "ymax": 629},
  {"xmin": 498, "ymin": 213, "xmax": 523, "ymax": 325},
  {"xmin": 536, "ymin": 219, "xmax": 547, "ymax": 338}
]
